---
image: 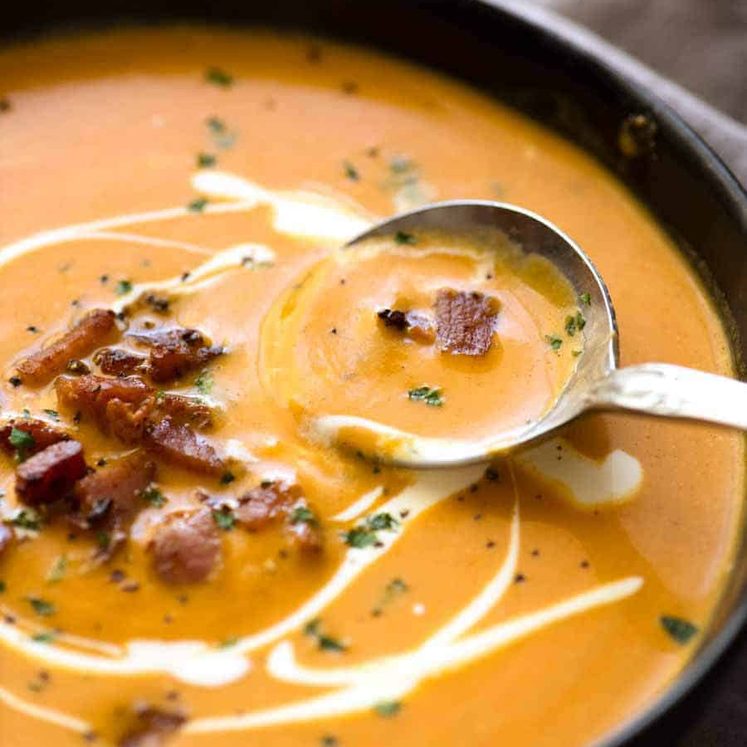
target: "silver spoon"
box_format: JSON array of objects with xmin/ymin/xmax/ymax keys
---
[{"xmin": 312, "ymin": 200, "xmax": 747, "ymax": 468}]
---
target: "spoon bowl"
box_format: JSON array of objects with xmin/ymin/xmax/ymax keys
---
[{"xmin": 312, "ymin": 201, "xmax": 747, "ymax": 468}]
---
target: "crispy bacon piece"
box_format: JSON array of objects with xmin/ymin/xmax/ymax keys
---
[
  {"xmin": 434, "ymin": 289, "xmax": 499, "ymax": 356},
  {"xmin": 377, "ymin": 308, "xmax": 436, "ymax": 344},
  {"xmin": 235, "ymin": 481, "xmax": 322, "ymax": 551},
  {"xmin": 56, "ymin": 375, "xmax": 154, "ymax": 444},
  {"xmin": 149, "ymin": 508, "xmax": 220, "ymax": 584},
  {"xmin": 74, "ymin": 451, "xmax": 156, "ymax": 529},
  {"xmin": 0, "ymin": 418, "xmax": 70, "ymax": 457},
  {"xmin": 234, "ymin": 481, "xmax": 301, "ymax": 530},
  {"xmin": 127, "ymin": 327, "xmax": 223, "ymax": 382},
  {"xmin": 94, "ymin": 347, "xmax": 147, "ymax": 377},
  {"xmin": 154, "ymin": 394, "xmax": 215, "ymax": 430},
  {"xmin": 286, "ymin": 519, "xmax": 323, "ymax": 552},
  {"xmin": 0, "ymin": 524, "xmax": 13, "ymax": 557},
  {"xmin": 16, "ymin": 309, "xmax": 118, "ymax": 385},
  {"xmin": 119, "ymin": 705, "xmax": 186, "ymax": 747},
  {"xmin": 145, "ymin": 417, "xmax": 224, "ymax": 475},
  {"xmin": 15, "ymin": 440, "xmax": 87, "ymax": 506}
]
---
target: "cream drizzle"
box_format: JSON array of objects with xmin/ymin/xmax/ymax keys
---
[{"xmin": 0, "ymin": 171, "xmax": 645, "ymax": 735}]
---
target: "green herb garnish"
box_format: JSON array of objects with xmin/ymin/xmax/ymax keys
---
[
  {"xmin": 564, "ymin": 312, "xmax": 586, "ymax": 337},
  {"xmin": 373, "ymin": 700, "xmax": 401, "ymax": 717},
  {"xmin": 31, "ymin": 631, "xmax": 57, "ymax": 644},
  {"xmin": 661, "ymin": 615, "xmax": 698, "ymax": 645},
  {"xmin": 304, "ymin": 618, "xmax": 347, "ymax": 652},
  {"xmin": 545, "ymin": 335, "xmax": 563, "ymax": 351},
  {"xmin": 187, "ymin": 197, "xmax": 208, "ymax": 213},
  {"xmin": 9, "ymin": 427, "xmax": 35, "ymax": 461},
  {"xmin": 7, "ymin": 508, "xmax": 41, "ymax": 531},
  {"xmin": 42, "ymin": 409, "xmax": 59, "ymax": 420},
  {"xmin": 115, "ymin": 279, "xmax": 133, "ymax": 296},
  {"xmin": 342, "ymin": 512, "xmax": 399, "ymax": 548},
  {"xmin": 212, "ymin": 507, "xmax": 236, "ymax": 531},
  {"xmin": 218, "ymin": 636, "xmax": 239, "ymax": 648},
  {"xmin": 96, "ymin": 531, "xmax": 111, "ymax": 550},
  {"xmin": 0, "ymin": 580, "xmax": 6, "ymax": 593},
  {"xmin": 372, "ymin": 577, "xmax": 409, "ymax": 615},
  {"xmin": 580, "ymin": 292, "xmax": 592, "ymax": 305},
  {"xmin": 220, "ymin": 470, "xmax": 236, "ymax": 485},
  {"xmin": 27, "ymin": 597, "xmax": 55, "ymax": 617},
  {"xmin": 290, "ymin": 505, "xmax": 317, "ymax": 525},
  {"xmin": 394, "ymin": 230, "xmax": 416, "ymax": 245},
  {"xmin": 407, "ymin": 386, "xmax": 443, "ymax": 407},
  {"xmin": 195, "ymin": 369, "xmax": 213, "ymax": 395},
  {"xmin": 46, "ymin": 556, "xmax": 67, "ymax": 584},
  {"xmin": 343, "ymin": 161, "xmax": 360, "ymax": 181},
  {"xmin": 142, "ymin": 486, "xmax": 167, "ymax": 508},
  {"xmin": 197, "ymin": 152, "xmax": 216, "ymax": 168},
  {"xmin": 205, "ymin": 67, "xmax": 234, "ymax": 88}
]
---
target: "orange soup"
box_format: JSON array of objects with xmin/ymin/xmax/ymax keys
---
[{"xmin": 0, "ymin": 26, "xmax": 743, "ymax": 747}]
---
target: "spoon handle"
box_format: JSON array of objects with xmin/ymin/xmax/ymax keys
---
[{"xmin": 589, "ymin": 363, "xmax": 747, "ymax": 429}]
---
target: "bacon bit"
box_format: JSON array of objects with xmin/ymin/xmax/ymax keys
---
[
  {"xmin": 75, "ymin": 451, "xmax": 156, "ymax": 531},
  {"xmin": 119, "ymin": 705, "xmax": 187, "ymax": 747},
  {"xmin": 234, "ymin": 481, "xmax": 302, "ymax": 530},
  {"xmin": 16, "ymin": 309, "xmax": 118, "ymax": 385},
  {"xmin": 377, "ymin": 308, "xmax": 435, "ymax": 344},
  {"xmin": 286, "ymin": 519, "xmax": 323, "ymax": 552},
  {"xmin": 56, "ymin": 375, "xmax": 154, "ymax": 444},
  {"xmin": 0, "ymin": 524, "xmax": 14, "ymax": 557},
  {"xmin": 94, "ymin": 348, "xmax": 147, "ymax": 377},
  {"xmin": 0, "ymin": 418, "xmax": 70, "ymax": 457},
  {"xmin": 235, "ymin": 481, "xmax": 322, "ymax": 551},
  {"xmin": 154, "ymin": 394, "xmax": 214, "ymax": 430},
  {"xmin": 15, "ymin": 441, "xmax": 87, "ymax": 506},
  {"xmin": 434, "ymin": 289, "xmax": 499, "ymax": 356},
  {"xmin": 145, "ymin": 417, "xmax": 224, "ymax": 475},
  {"xmin": 127, "ymin": 327, "xmax": 223, "ymax": 382},
  {"xmin": 149, "ymin": 509, "xmax": 221, "ymax": 584}
]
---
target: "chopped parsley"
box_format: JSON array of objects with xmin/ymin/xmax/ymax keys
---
[
  {"xmin": 115, "ymin": 279, "xmax": 133, "ymax": 296},
  {"xmin": 407, "ymin": 386, "xmax": 444, "ymax": 407},
  {"xmin": 320, "ymin": 737, "xmax": 339, "ymax": 747},
  {"xmin": 218, "ymin": 636, "xmax": 239, "ymax": 649},
  {"xmin": 220, "ymin": 470, "xmax": 236, "ymax": 485},
  {"xmin": 342, "ymin": 512, "xmax": 399, "ymax": 548},
  {"xmin": 661, "ymin": 615, "xmax": 698, "ymax": 645},
  {"xmin": 195, "ymin": 369, "xmax": 213, "ymax": 395},
  {"xmin": 394, "ymin": 230, "xmax": 416, "ymax": 245},
  {"xmin": 142, "ymin": 486, "xmax": 167, "ymax": 508},
  {"xmin": 7, "ymin": 507, "xmax": 41, "ymax": 531},
  {"xmin": 343, "ymin": 160, "xmax": 360, "ymax": 181},
  {"xmin": 304, "ymin": 618, "xmax": 347, "ymax": 652},
  {"xmin": 46, "ymin": 556, "xmax": 67, "ymax": 584},
  {"xmin": 372, "ymin": 577, "xmax": 409, "ymax": 616},
  {"xmin": 0, "ymin": 580, "xmax": 6, "ymax": 593},
  {"xmin": 580, "ymin": 292, "xmax": 592, "ymax": 305},
  {"xmin": 30, "ymin": 631, "xmax": 57, "ymax": 644},
  {"xmin": 212, "ymin": 507, "xmax": 236, "ymax": 531},
  {"xmin": 290, "ymin": 505, "xmax": 318, "ymax": 526},
  {"xmin": 564, "ymin": 312, "xmax": 586, "ymax": 337},
  {"xmin": 373, "ymin": 700, "xmax": 402, "ymax": 718},
  {"xmin": 205, "ymin": 116, "xmax": 236, "ymax": 149},
  {"xmin": 9, "ymin": 427, "xmax": 35, "ymax": 461},
  {"xmin": 27, "ymin": 597, "xmax": 55, "ymax": 617},
  {"xmin": 205, "ymin": 67, "xmax": 234, "ymax": 88},
  {"xmin": 196, "ymin": 152, "xmax": 216, "ymax": 168},
  {"xmin": 187, "ymin": 197, "xmax": 209, "ymax": 213},
  {"xmin": 95, "ymin": 531, "xmax": 111, "ymax": 550},
  {"xmin": 42, "ymin": 409, "xmax": 59, "ymax": 420},
  {"xmin": 545, "ymin": 334, "xmax": 563, "ymax": 351}
]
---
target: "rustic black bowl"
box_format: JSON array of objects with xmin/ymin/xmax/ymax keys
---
[{"xmin": 3, "ymin": 1, "xmax": 746, "ymax": 745}]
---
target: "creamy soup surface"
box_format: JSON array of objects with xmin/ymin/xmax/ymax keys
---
[{"xmin": 0, "ymin": 27, "xmax": 743, "ymax": 747}]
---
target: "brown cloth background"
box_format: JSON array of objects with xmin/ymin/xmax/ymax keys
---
[{"xmin": 519, "ymin": 0, "xmax": 747, "ymax": 186}]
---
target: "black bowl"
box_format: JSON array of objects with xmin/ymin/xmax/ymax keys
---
[{"xmin": 3, "ymin": 1, "xmax": 746, "ymax": 745}]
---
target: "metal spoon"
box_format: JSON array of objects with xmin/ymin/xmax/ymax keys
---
[{"xmin": 312, "ymin": 200, "xmax": 747, "ymax": 468}]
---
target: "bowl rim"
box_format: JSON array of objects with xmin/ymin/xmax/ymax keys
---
[{"xmin": 469, "ymin": 1, "xmax": 746, "ymax": 744}]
